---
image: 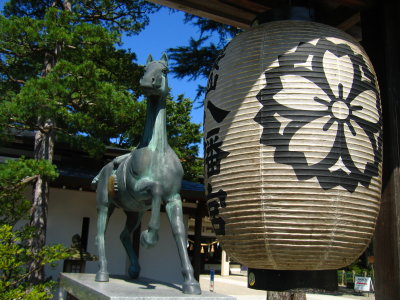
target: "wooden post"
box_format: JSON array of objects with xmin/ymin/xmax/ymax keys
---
[
  {"xmin": 221, "ymin": 249, "xmax": 230, "ymax": 276},
  {"xmin": 193, "ymin": 201, "xmax": 203, "ymax": 281},
  {"xmin": 361, "ymin": 1, "xmax": 400, "ymax": 299},
  {"xmin": 342, "ymin": 270, "xmax": 345, "ymax": 286}
]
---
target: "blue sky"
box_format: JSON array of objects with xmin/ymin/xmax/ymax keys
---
[{"xmin": 0, "ymin": 2, "xmax": 208, "ymax": 155}]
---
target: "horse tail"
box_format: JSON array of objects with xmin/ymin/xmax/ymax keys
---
[{"xmin": 91, "ymin": 168, "xmax": 104, "ymax": 190}]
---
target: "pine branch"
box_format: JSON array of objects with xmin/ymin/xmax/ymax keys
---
[{"xmin": 20, "ymin": 175, "xmax": 39, "ymax": 185}]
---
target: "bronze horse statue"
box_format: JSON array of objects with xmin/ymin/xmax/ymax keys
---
[{"xmin": 91, "ymin": 53, "xmax": 201, "ymax": 295}]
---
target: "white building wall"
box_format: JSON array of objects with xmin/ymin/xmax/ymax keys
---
[
  {"xmin": 45, "ymin": 188, "xmax": 189, "ymax": 285},
  {"xmin": 45, "ymin": 188, "xmax": 127, "ymax": 280}
]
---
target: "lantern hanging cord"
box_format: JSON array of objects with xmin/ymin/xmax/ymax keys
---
[{"xmin": 188, "ymin": 239, "xmax": 219, "ymax": 247}]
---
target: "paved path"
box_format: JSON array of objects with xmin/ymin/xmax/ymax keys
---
[{"xmin": 199, "ymin": 274, "xmax": 375, "ymax": 300}]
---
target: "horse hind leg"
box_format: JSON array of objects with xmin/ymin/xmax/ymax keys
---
[
  {"xmin": 120, "ymin": 211, "xmax": 143, "ymax": 279},
  {"xmin": 166, "ymin": 194, "xmax": 201, "ymax": 295},
  {"xmin": 95, "ymin": 180, "xmax": 115, "ymax": 282}
]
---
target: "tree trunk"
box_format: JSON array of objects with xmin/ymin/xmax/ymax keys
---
[
  {"xmin": 28, "ymin": 126, "xmax": 55, "ymax": 284},
  {"xmin": 267, "ymin": 291, "xmax": 306, "ymax": 300},
  {"xmin": 28, "ymin": 0, "xmax": 71, "ymax": 284},
  {"xmin": 28, "ymin": 43, "xmax": 58, "ymax": 286}
]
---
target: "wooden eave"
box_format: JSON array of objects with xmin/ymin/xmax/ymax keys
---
[{"xmin": 147, "ymin": 0, "xmax": 370, "ymax": 40}]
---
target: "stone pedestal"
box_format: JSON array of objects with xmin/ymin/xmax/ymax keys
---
[{"xmin": 59, "ymin": 273, "xmax": 236, "ymax": 300}]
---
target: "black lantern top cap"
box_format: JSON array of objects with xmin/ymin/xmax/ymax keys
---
[{"xmin": 252, "ymin": 2, "xmax": 316, "ymax": 27}]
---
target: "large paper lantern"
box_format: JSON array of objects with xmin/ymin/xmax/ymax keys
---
[{"xmin": 204, "ymin": 20, "xmax": 382, "ymax": 270}]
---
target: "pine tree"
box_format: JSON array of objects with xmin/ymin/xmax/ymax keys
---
[{"xmin": 167, "ymin": 14, "xmax": 241, "ymax": 99}]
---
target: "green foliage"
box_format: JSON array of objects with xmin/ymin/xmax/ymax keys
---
[
  {"xmin": 168, "ymin": 37, "xmax": 220, "ymax": 81},
  {"xmin": 0, "ymin": 158, "xmax": 68, "ymax": 300},
  {"xmin": 3, "ymin": 0, "xmax": 160, "ymax": 36},
  {"xmin": 344, "ymin": 257, "xmax": 372, "ymax": 276},
  {"xmin": 0, "ymin": 158, "xmax": 58, "ymax": 225},
  {"xmin": 166, "ymin": 95, "xmax": 202, "ymax": 181},
  {"xmin": 182, "ymin": 14, "xmax": 239, "ymax": 42},
  {"xmin": 168, "ymin": 14, "xmax": 241, "ymax": 99},
  {"xmin": 0, "ymin": 225, "xmax": 69, "ymax": 300}
]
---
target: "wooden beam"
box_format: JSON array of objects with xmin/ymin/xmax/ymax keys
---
[
  {"xmin": 337, "ymin": 12, "xmax": 360, "ymax": 31},
  {"xmin": 220, "ymin": 0, "xmax": 270, "ymax": 14},
  {"xmin": 361, "ymin": 1, "xmax": 400, "ymax": 299},
  {"xmin": 148, "ymin": 0, "xmax": 369, "ymax": 33},
  {"xmin": 345, "ymin": 24, "xmax": 362, "ymax": 42},
  {"xmin": 148, "ymin": 0, "xmax": 256, "ymax": 28},
  {"xmin": 322, "ymin": 5, "xmax": 358, "ymax": 27},
  {"xmin": 324, "ymin": 0, "xmax": 369, "ymax": 9}
]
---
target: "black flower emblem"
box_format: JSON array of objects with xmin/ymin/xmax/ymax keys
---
[{"xmin": 255, "ymin": 38, "xmax": 382, "ymax": 192}]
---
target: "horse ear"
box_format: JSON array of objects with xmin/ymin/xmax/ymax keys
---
[
  {"xmin": 160, "ymin": 53, "xmax": 168, "ymax": 66},
  {"xmin": 146, "ymin": 54, "xmax": 153, "ymax": 65}
]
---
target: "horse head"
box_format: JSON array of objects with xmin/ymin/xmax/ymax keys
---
[{"xmin": 140, "ymin": 53, "xmax": 169, "ymax": 97}]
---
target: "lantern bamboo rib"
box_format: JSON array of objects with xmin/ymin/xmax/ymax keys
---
[
  {"xmin": 222, "ymin": 211, "xmax": 377, "ymax": 223},
  {"xmin": 222, "ymin": 240, "xmax": 368, "ymax": 250},
  {"xmin": 224, "ymin": 227, "xmax": 375, "ymax": 237},
  {"xmin": 219, "ymin": 194, "xmax": 380, "ymax": 206}
]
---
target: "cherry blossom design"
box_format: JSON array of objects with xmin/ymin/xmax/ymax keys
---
[{"xmin": 255, "ymin": 38, "xmax": 382, "ymax": 192}]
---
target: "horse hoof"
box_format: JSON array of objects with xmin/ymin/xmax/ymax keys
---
[
  {"xmin": 95, "ymin": 271, "xmax": 109, "ymax": 282},
  {"xmin": 140, "ymin": 230, "xmax": 158, "ymax": 249},
  {"xmin": 182, "ymin": 281, "xmax": 201, "ymax": 295},
  {"xmin": 128, "ymin": 265, "xmax": 141, "ymax": 279}
]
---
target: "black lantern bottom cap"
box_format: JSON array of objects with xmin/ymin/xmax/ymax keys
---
[{"xmin": 247, "ymin": 268, "xmax": 338, "ymax": 292}]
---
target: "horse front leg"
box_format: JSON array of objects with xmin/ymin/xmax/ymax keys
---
[
  {"xmin": 140, "ymin": 196, "xmax": 161, "ymax": 248},
  {"xmin": 121, "ymin": 211, "xmax": 143, "ymax": 279},
  {"xmin": 166, "ymin": 194, "xmax": 201, "ymax": 295},
  {"xmin": 139, "ymin": 182, "xmax": 161, "ymax": 249}
]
